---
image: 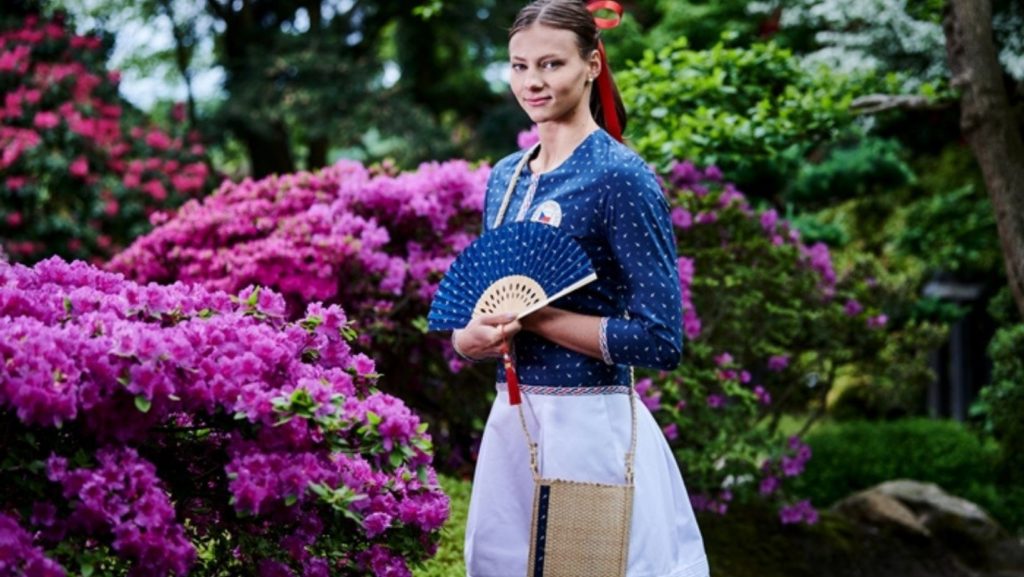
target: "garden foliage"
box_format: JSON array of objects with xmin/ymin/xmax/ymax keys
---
[
  {"xmin": 108, "ymin": 146, "xmax": 944, "ymax": 525},
  {"xmin": 790, "ymin": 417, "xmax": 1024, "ymax": 534},
  {"xmin": 0, "ymin": 258, "xmax": 447, "ymax": 577},
  {"xmin": 616, "ymin": 37, "xmax": 877, "ymax": 193},
  {"xmin": 974, "ymin": 289, "xmax": 1024, "ymax": 486},
  {"xmin": 645, "ymin": 161, "xmax": 944, "ymax": 522},
  {"xmin": 107, "ymin": 159, "xmax": 492, "ymax": 471},
  {"xmin": 0, "ymin": 13, "xmax": 213, "ymax": 265}
]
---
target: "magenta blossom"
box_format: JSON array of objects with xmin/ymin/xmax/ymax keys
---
[
  {"xmin": 779, "ymin": 500, "xmax": 819, "ymax": 525},
  {"xmin": 767, "ymin": 355, "xmax": 790, "ymax": 372}
]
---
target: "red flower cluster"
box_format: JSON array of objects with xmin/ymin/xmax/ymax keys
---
[{"xmin": 0, "ymin": 14, "xmax": 214, "ymax": 264}]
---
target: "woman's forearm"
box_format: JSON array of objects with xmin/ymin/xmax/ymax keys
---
[{"xmin": 520, "ymin": 306, "xmax": 605, "ymax": 361}]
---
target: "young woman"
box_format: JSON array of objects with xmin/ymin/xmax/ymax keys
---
[{"xmin": 451, "ymin": 1, "xmax": 709, "ymax": 575}]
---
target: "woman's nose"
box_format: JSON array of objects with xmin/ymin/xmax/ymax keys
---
[{"xmin": 524, "ymin": 69, "xmax": 544, "ymax": 89}]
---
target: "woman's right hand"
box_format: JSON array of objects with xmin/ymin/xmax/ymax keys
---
[{"xmin": 452, "ymin": 312, "xmax": 522, "ymax": 360}]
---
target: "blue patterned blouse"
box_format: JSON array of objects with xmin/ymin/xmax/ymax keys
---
[{"xmin": 482, "ymin": 129, "xmax": 683, "ymax": 389}]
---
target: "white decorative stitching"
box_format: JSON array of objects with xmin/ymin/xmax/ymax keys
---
[
  {"xmin": 496, "ymin": 382, "xmax": 630, "ymax": 395},
  {"xmin": 599, "ymin": 317, "xmax": 614, "ymax": 365},
  {"xmin": 514, "ymin": 173, "xmax": 540, "ymax": 223}
]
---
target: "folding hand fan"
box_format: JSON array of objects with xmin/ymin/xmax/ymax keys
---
[{"xmin": 428, "ymin": 221, "xmax": 598, "ymax": 404}]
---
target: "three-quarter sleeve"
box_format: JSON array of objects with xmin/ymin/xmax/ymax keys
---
[{"xmin": 602, "ymin": 163, "xmax": 683, "ymax": 370}]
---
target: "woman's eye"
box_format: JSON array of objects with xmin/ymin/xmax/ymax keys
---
[
  {"xmin": 542, "ymin": 61, "xmax": 562, "ymax": 69},
  {"xmin": 511, "ymin": 63, "xmax": 526, "ymax": 72}
]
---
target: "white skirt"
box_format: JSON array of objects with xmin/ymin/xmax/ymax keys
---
[{"xmin": 464, "ymin": 386, "xmax": 710, "ymax": 577}]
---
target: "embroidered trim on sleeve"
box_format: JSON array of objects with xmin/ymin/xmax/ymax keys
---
[{"xmin": 599, "ymin": 317, "xmax": 614, "ymax": 365}]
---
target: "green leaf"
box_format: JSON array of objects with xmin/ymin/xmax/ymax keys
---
[
  {"xmin": 134, "ymin": 395, "xmax": 152, "ymax": 413},
  {"xmin": 411, "ymin": 316, "xmax": 429, "ymax": 334},
  {"xmin": 246, "ymin": 287, "xmax": 261, "ymax": 307}
]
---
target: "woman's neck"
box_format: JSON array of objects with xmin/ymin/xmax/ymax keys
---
[{"xmin": 532, "ymin": 115, "xmax": 600, "ymax": 174}]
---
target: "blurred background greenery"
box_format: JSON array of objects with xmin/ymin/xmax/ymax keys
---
[{"xmin": 2, "ymin": 0, "xmax": 1023, "ymax": 575}]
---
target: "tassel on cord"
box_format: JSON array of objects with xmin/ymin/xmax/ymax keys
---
[
  {"xmin": 501, "ymin": 339, "xmax": 522, "ymax": 405},
  {"xmin": 500, "ymin": 324, "xmax": 522, "ymax": 405}
]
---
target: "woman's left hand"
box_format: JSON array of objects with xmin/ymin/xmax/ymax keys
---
[{"xmin": 453, "ymin": 312, "xmax": 523, "ymax": 360}]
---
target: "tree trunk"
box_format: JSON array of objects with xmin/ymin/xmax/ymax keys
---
[
  {"xmin": 158, "ymin": 0, "xmax": 198, "ymax": 129},
  {"xmin": 307, "ymin": 136, "xmax": 328, "ymax": 170},
  {"xmin": 945, "ymin": 0, "xmax": 1024, "ymax": 319},
  {"xmin": 238, "ymin": 119, "xmax": 295, "ymax": 178}
]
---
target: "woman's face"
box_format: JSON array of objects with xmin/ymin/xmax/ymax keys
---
[{"xmin": 509, "ymin": 23, "xmax": 598, "ymax": 126}]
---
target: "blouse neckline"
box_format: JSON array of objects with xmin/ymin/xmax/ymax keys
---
[{"xmin": 524, "ymin": 128, "xmax": 603, "ymax": 177}]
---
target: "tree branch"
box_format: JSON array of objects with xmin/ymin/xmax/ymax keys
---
[
  {"xmin": 850, "ymin": 93, "xmax": 953, "ymax": 115},
  {"xmin": 206, "ymin": 0, "xmax": 227, "ymax": 21}
]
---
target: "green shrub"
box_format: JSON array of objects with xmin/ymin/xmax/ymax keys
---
[
  {"xmin": 973, "ymin": 289, "xmax": 1024, "ymax": 485},
  {"xmin": 791, "ymin": 418, "xmax": 999, "ymax": 507},
  {"xmin": 785, "ymin": 137, "xmax": 915, "ymax": 208},
  {"xmin": 617, "ymin": 36, "xmax": 891, "ymax": 193},
  {"xmin": 794, "ymin": 417, "xmax": 1024, "ymax": 535},
  {"xmin": 961, "ymin": 482, "xmax": 1024, "ymax": 536}
]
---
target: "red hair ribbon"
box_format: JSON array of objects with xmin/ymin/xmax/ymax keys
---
[{"xmin": 587, "ymin": 0, "xmax": 624, "ymax": 142}]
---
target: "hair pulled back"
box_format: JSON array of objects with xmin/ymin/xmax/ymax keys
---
[{"xmin": 510, "ymin": 0, "xmax": 627, "ymax": 137}]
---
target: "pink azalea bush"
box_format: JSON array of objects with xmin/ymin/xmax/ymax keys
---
[
  {"xmin": 0, "ymin": 14, "xmax": 213, "ymax": 264},
  {"xmin": 0, "ymin": 258, "xmax": 447, "ymax": 576},
  {"xmin": 107, "ymin": 159, "xmax": 491, "ymax": 470},
  {"xmin": 650, "ymin": 160, "xmax": 942, "ymax": 523}
]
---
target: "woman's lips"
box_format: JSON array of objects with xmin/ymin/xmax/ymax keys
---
[{"xmin": 525, "ymin": 96, "xmax": 551, "ymax": 106}]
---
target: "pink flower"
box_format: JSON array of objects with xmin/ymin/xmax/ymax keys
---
[
  {"xmin": 759, "ymin": 475, "xmax": 779, "ymax": 496},
  {"xmin": 767, "ymin": 355, "xmax": 789, "ymax": 371},
  {"xmin": 69, "ymin": 156, "xmax": 89, "ymax": 177},
  {"xmin": 706, "ymin": 394, "xmax": 725, "ymax": 408},
  {"xmin": 780, "ymin": 500, "xmax": 818, "ymax": 525},
  {"xmin": 754, "ymin": 385, "xmax": 772, "ymax": 405},
  {"xmin": 171, "ymin": 102, "xmax": 187, "ymax": 123},
  {"xmin": 141, "ymin": 180, "xmax": 168, "ymax": 201},
  {"xmin": 364, "ymin": 512, "xmax": 393, "ymax": 538},
  {"xmin": 662, "ymin": 423, "xmax": 679, "ymax": 441},
  {"xmin": 145, "ymin": 130, "xmax": 172, "ymax": 150},
  {"xmin": 843, "ymin": 299, "xmax": 863, "ymax": 316},
  {"xmin": 714, "ymin": 352, "xmax": 733, "ymax": 367},
  {"xmin": 695, "ymin": 211, "xmax": 718, "ymax": 224},
  {"xmin": 33, "ymin": 111, "xmax": 60, "ymax": 129},
  {"xmin": 867, "ymin": 314, "xmax": 888, "ymax": 329},
  {"xmin": 669, "ymin": 161, "xmax": 701, "ymax": 187},
  {"xmin": 517, "ymin": 125, "xmax": 540, "ymax": 149},
  {"xmin": 671, "ymin": 207, "xmax": 693, "ymax": 229}
]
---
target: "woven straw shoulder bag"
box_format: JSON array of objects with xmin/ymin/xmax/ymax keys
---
[{"xmin": 516, "ymin": 389, "xmax": 636, "ymax": 577}]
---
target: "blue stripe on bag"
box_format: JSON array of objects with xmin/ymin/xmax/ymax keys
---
[{"xmin": 533, "ymin": 485, "xmax": 551, "ymax": 576}]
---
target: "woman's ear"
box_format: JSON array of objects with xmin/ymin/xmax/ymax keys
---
[{"xmin": 589, "ymin": 49, "xmax": 602, "ymax": 81}]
